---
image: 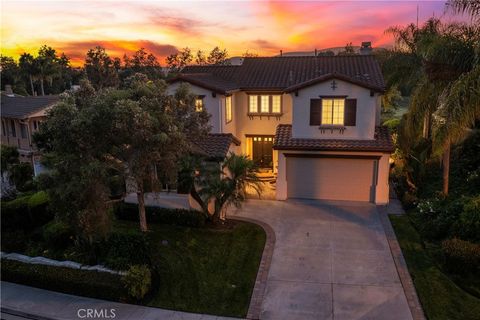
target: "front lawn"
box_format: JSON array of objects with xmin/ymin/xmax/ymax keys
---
[
  {"xmin": 389, "ymin": 215, "xmax": 480, "ymax": 320},
  {"xmin": 137, "ymin": 220, "xmax": 266, "ymax": 317}
]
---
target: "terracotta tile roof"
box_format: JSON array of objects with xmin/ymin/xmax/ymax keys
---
[
  {"xmin": 193, "ymin": 133, "xmax": 241, "ymax": 160},
  {"xmin": 170, "ymin": 55, "xmax": 384, "ymax": 93},
  {"xmin": 1, "ymin": 95, "xmax": 59, "ymax": 119},
  {"xmin": 273, "ymin": 125, "xmax": 394, "ymax": 153}
]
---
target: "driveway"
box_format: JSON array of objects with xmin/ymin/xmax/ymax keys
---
[{"xmin": 233, "ymin": 199, "xmax": 413, "ymax": 320}]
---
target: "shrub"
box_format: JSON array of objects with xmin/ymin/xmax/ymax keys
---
[
  {"xmin": 453, "ymin": 196, "xmax": 480, "ymax": 242},
  {"xmin": 114, "ymin": 203, "xmax": 205, "ymax": 227},
  {"xmin": 442, "ymin": 238, "xmax": 480, "ymax": 274},
  {"xmin": 43, "ymin": 220, "xmax": 74, "ymax": 250},
  {"xmin": 401, "ymin": 191, "xmax": 418, "ymax": 210},
  {"xmin": 100, "ymin": 230, "xmax": 150, "ymax": 270},
  {"xmin": 1, "ymin": 230, "xmax": 28, "ymax": 253},
  {"xmin": 1, "ymin": 259, "xmax": 126, "ymax": 301},
  {"xmin": 1, "ymin": 192, "xmax": 53, "ymax": 230},
  {"xmin": 122, "ymin": 265, "xmax": 151, "ymax": 300}
]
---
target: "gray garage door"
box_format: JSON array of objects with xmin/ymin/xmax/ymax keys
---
[{"xmin": 286, "ymin": 157, "xmax": 376, "ymax": 202}]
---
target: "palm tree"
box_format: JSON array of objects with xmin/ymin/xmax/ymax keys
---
[
  {"xmin": 183, "ymin": 153, "xmax": 262, "ymax": 223},
  {"xmin": 19, "ymin": 53, "xmax": 38, "ymax": 95},
  {"xmin": 446, "ymin": 0, "xmax": 480, "ymax": 22}
]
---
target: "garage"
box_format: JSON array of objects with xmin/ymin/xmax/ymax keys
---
[{"xmin": 286, "ymin": 156, "xmax": 377, "ymax": 202}]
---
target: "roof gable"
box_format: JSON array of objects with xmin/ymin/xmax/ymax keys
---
[{"xmin": 1, "ymin": 95, "xmax": 59, "ymax": 119}]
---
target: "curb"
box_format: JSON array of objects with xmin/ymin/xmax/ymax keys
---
[
  {"xmin": 231, "ymin": 217, "xmax": 275, "ymax": 320},
  {"xmin": 377, "ymin": 206, "xmax": 426, "ymax": 320}
]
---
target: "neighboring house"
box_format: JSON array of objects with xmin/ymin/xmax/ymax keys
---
[
  {"xmin": 168, "ymin": 55, "xmax": 394, "ymax": 204},
  {"xmin": 0, "ymin": 93, "xmax": 59, "ymax": 176}
]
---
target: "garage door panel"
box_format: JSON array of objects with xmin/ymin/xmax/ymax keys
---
[{"xmin": 287, "ymin": 157, "xmax": 375, "ymax": 202}]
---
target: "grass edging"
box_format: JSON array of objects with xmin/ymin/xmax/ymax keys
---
[
  {"xmin": 231, "ymin": 217, "xmax": 275, "ymax": 320},
  {"xmin": 389, "ymin": 214, "xmax": 480, "ymax": 320}
]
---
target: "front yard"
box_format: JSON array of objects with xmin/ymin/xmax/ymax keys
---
[
  {"xmin": 1, "ymin": 197, "xmax": 266, "ymax": 318},
  {"xmin": 390, "ymin": 215, "xmax": 480, "ymax": 320}
]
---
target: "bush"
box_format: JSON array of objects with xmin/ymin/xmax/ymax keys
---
[
  {"xmin": 100, "ymin": 230, "xmax": 150, "ymax": 270},
  {"xmin": 122, "ymin": 265, "xmax": 151, "ymax": 300},
  {"xmin": 1, "ymin": 259, "xmax": 126, "ymax": 301},
  {"xmin": 442, "ymin": 238, "xmax": 480, "ymax": 274},
  {"xmin": 114, "ymin": 203, "xmax": 205, "ymax": 227},
  {"xmin": 43, "ymin": 220, "xmax": 74, "ymax": 250},
  {"xmin": 453, "ymin": 196, "xmax": 480, "ymax": 242},
  {"xmin": 1, "ymin": 191, "xmax": 53, "ymax": 230},
  {"xmin": 1, "ymin": 230, "xmax": 28, "ymax": 253}
]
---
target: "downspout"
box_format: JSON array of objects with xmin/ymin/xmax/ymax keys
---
[{"xmin": 219, "ymin": 93, "xmax": 224, "ymax": 133}]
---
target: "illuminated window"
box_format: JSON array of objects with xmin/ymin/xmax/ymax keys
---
[
  {"xmin": 272, "ymin": 95, "xmax": 281, "ymax": 113},
  {"xmin": 225, "ymin": 96, "xmax": 232, "ymax": 123},
  {"xmin": 248, "ymin": 95, "xmax": 282, "ymax": 114},
  {"xmin": 195, "ymin": 98, "xmax": 204, "ymax": 112},
  {"xmin": 249, "ymin": 95, "xmax": 258, "ymax": 113},
  {"xmin": 321, "ymin": 99, "xmax": 345, "ymax": 125}
]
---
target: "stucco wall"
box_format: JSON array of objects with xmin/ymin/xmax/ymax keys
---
[
  {"xmin": 167, "ymin": 82, "xmax": 223, "ymax": 133},
  {"xmin": 291, "ymin": 79, "xmax": 381, "ymax": 140},
  {"xmin": 276, "ymin": 150, "xmax": 390, "ymax": 204}
]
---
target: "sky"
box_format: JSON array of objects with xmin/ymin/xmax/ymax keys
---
[{"xmin": 0, "ymin": 0, "xmax": 464, "ymax": 66}]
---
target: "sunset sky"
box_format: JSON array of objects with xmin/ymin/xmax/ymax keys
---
[{"xmin": 1, "ymin": 1, "xmax": 464, "ymax": 66}]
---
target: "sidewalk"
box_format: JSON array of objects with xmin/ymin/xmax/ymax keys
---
[{"xmin": 1, "ymin": 282, "xmax": 238, "ymax": 320}]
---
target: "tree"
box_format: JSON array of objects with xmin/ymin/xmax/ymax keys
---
[
  {"xmin": 207, "ymin": 46, "xmax": 229, "ymax": 65},
  {"xmin": 446, "ymin": 0, "xmax": 480, "ymax": 22},
  {"xmin": 182, "ymin": 153, "xmax": 262, "ymax": 223},
  {"xmin": 165, "ymin": 47, "xmax": 193, "ymax": 73},
  {"xmin": 0, "ymin": 56, "xmax": 25, "ymax": 94},
  {"xmin": 19, "ymin": 53, "xmax": 38, "ymax": 95},
  {"xmin": 84, "ymin": 46, "xmax": 119, "ymax": 89},
  {"xmin": 242, "ymin": 50, "xmax": 258, "ymax": 58},
  {"xmin": 35, "ymin": 45, "xmax": 61, "ymax": 96},
  {"xmin": 195, "ymin": 50, "xmax": 207, "ymax": 65},
  {"xmin": 122, "ymin": 48, "xmax": 163, "ymax": 80},
  {"xmin": 338, "ymin": 42, "xmax": 356, "ymax": 55}
]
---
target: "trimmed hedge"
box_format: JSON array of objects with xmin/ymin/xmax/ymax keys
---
[
  {"xmin": 100, "ymin": 231, "xmax": 150, "ymax": 270},
  {"xmin": 114, "ymin": 202, "xmax": 205, "ymax": 227},
  {"xmin": 1, "ymin": 259, "xmax": 126, "ymax": 301},
  {"xmin": 1, "ymin": 191, "xmax": 53, "ymax": 230}
]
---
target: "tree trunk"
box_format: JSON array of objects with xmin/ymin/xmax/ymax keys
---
[
  {"xmin": 422, "ymin": 113, "xmax": 431, "ymax": 139},
  {"xmin": 190, "ymin": 186, "xmax": 208, "ymax": 216},
  {"xmin": 29, "ymin": 75, "xmax": 35, "ymax": 96},
  {"xmin": 40, "ymin": 78, "xmax": 45, "ymax": 96},
  {"xmin": 442, "ymin": 143, "xmax": 450, "ymax": 196},
  {"xmin": 137, "ymin": 181, "xmax": 148, "ymax": 232}
]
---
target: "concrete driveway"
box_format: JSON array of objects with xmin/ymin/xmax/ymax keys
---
[{"xmin": 233, "ymin": 199, "xmax": 412, "ymax": 320}]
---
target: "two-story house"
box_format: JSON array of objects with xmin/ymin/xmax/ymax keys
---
[
  {"xmin": 169, "ymin": 55, "xmax": 394, "ymax": 204},
  {"xmin": 0, "ymin": 94, "xmax": 59, "ymax": 176}
]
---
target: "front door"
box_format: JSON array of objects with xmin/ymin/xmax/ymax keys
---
[{"xmin": 252, "ymin": 136, "xmax": 274, "ymax": 168}]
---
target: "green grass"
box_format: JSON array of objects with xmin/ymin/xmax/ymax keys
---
[
  {"xmin": 128, "ymin": 220, "xmax": 266, "ymax": 318},
  {"xmin": 390, "ymin": 215, "xmax": 480, "ymax": 320}
]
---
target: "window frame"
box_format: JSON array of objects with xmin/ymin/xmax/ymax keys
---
[
  {"xmin": 225, "ymin": 95, "xmax": 232, "ymax": 124},
  {"xmin": 10, "ymin": 120, "xmax": 16, "ymax": 137},
  {"xmin": 247, "ymin": 94, "xmax": 283, "ymax": 115},
  {"xmin": 20, "ymin": 123, "xmax": 28, "ymax": 139},
  {"xmin": 321, "ymin": 98, "xmax": 345, "ymax": 126},
  {"xmin": 194, "ymin": 95, "xmax": 205, "ymax": 112}
]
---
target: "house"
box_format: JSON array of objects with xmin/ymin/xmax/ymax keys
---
[
  {"xmin": 0, "ymin": 93, "xmax": 59, "ymax": 176},
  {"xmin": 168, "ymin": 55, "xmax": 394, "ymax": 204}
]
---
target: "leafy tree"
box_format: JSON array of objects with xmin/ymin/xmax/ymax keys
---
[
  {"xmin": 35, "ymin": 45, "xmax": 61, "ymax": 96},
  {"xmin": 165, "ymin": 47, "xmax": 193, "ymax": 73},
  {"xmin": 181, "ymin": 153, "xmax": 261, "ymax": 223},
  {"xmin": 19, "ymin": 53, "xmax": 38, "ymax": 95},
  {"xmin": 122, "ymin": 48, "xmax": 163, "ymax": 80},
  {"xmin": 0, "ymin": 144, "xmax": 34, "ymax": 192},
  {"xmin": 195, "ymin": 50, "xmax": 207, "ymax": 65},
  {"xmin": 84, "ymin": 46, "xmax": 119, "ymax": 89},
  {"xmin": 0, "ymin": 56, "xmax": 25, "ymax": 94},
  {"xmin": 242, "ymin": 50, "xmax": 258, "ymax": 57},
  {"xmin": 338, "ymin": 42, "xmax": 356, "ymax": 55},
  {"xmin": 207, "ymin": 46, "xmax": 229, "ymax": 65}
]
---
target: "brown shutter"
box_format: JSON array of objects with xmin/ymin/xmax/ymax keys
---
[
  {"xmin": 310, "ymin": 99, "xmax": 322, "ymax": 125},
  {"xmin": 344, "ymin": 98, "xmax": 357, "ymax": 126}
]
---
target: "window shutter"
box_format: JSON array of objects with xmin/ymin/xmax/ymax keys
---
[
  {"xmin": 344, "ymin": 98, "xmax": 357, "ymax": 126},
  {"xmin": 310, "ymin": 99, "xmax": 322, "ymax": 125}
]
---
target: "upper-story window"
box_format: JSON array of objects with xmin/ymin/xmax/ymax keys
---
[
  {"xmin": 20, "ymin": 123, "xmax": 28, "ymax": 139},
  {"xmin": 195, "ymin": 97, "xmax": 204, "ymax": 112},
  {"xmin": 225, "ymin": 96, "xmax": 232, "ymax": 123},
  {"xmin": 248, "ymin": 95, "xmax": 282, "ymax": 115},
  {"xmin": 321, "ymin": 99, "xmax": 345, "ymax": 125},
  {"xmin": 10, "ymin": 120, "xmax": 16, "ymax": 137}
]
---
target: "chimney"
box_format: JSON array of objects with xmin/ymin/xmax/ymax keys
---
[
  {"xmin": 280, "ymin": 50, "xmax": 283, "ymax": 57},
  {"xmin": 360, "ymin": 42, "xmax": 372, "ymax": 55},
  {"xmin": 314, "ymin": 48, "xmax": 318, "ymax": 56},
  {"xmin": 5, "ymin": 84, "xmax": 14, "ymax": 96}
]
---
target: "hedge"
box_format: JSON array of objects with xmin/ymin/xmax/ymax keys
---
[
  {"xmin": 1, "ymin": 259, "xmax": 126, "ymax": 301},
  {"xmin": 1, "ymin": 191, "xmax": 53, "ymax": 230},
  {"xmin": 442, "ymin": 238, "xmax": 480, "ymax": 275},
  {"xmin": 114, "ymin": 202, "xmax": 205, "ymax": 227}
]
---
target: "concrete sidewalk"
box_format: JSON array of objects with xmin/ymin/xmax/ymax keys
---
[{"xmin": 1, "ymin": 282, "xmax": 237, "ymax": 320}]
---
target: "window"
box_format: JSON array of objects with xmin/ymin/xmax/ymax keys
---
[
  {"xmin": 20, "ymin": 123, "xmax": 28, "ymax": 139},
  {"xmin": 225, "ymin": 96, "xmax": 232, "ymax": 123},
  {"xmin": 321, "ymin": 99, "xmax": 345, "ymax": 125},
  {"xmin": 249, "ymin": 95, "xmax": 258, "ymax": 113},
  {"xmin": 33, "ymin": 121, "xmax": 38, "ymax": 131},
  {"xmin": 248, "ymin": 95, "xmax": 282, "ymax": 114},
  {"xmin": 195, "ymin": 98, "xmax": 204, "ymax": 112},
  {"xmin": 10, "ymin": 120, "xmax": 16, "ymax": 137}
]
